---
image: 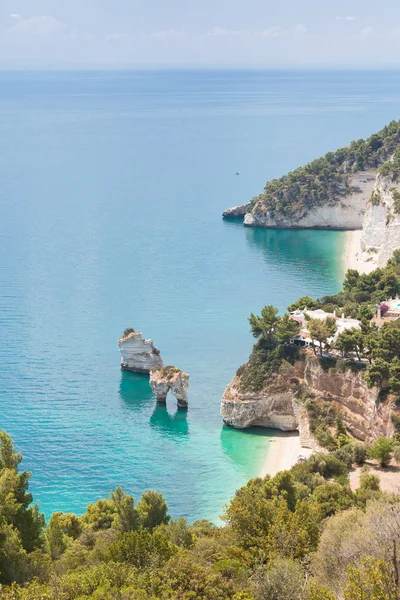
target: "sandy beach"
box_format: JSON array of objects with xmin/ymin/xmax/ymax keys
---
[
  {"xmin": 260, "ymin": 432, "xmax": 313, "ymax": 478},
  {"xmin": 343, "ymin": 229, "xmax": 375, "ymax": 275}
]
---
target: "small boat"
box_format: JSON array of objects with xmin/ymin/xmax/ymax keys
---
[{"xmin": 235, "ymin": 171, "xmax": 240, "ymax": 175}]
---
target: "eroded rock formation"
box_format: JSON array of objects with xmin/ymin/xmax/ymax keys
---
[
  {"xmin": 221, "ymin": 375, "xmax": 300, "ymax": 431},
  {"xmin": 221, "ymin": 353, "xmax": 395, "ymax": 447},
  {"xmin": 119, "ymin": 330, "xmax": 163, "ymax": 374},
  {"xmin": 222, "ymin": 204, "xmax": 251, "ymax": 218},
  {"xmin": 150, "ymin": 366, "xmax": 189, "ymax": 409}
]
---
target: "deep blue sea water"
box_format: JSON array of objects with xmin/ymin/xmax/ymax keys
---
[{"xmin": 1, "ymin": 69, "xmax": 400, "ymax": 522}]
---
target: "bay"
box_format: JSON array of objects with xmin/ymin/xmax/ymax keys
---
[{"xmin": 0, "ymin": 69, "xmax": 399, "ymax": 520}]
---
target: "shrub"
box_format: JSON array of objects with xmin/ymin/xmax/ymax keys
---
[
  {"xmin": 370, "ymin": 191, "xmax": 381, "ymax": 206},
  {"xmin": 392, "ymin": 188, "xmax": 400, "ymax": 214},
  {"xmin": 393, "ymin": 445, "xmax": 400, "ymax": 464},
  {"xmin": 368, "ymin": 437, "xmax": 394, "ymax": 467},
  {"xmin": 122, "ymin": 328, "xmax": 135, "ymax": 338},
  {"xmin": 353, "ymin": 444, "xmax": 368, "ymax": 466}
]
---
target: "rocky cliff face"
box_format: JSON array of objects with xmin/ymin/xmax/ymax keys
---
[
  {"xmin": 242, "ymin": 171, "xmax": 375, "ymax": 229},
  {"xmin": 119, "ymin": 332, "xmax": 163, "ymax": 374},
  {"xmin": 358, "ymin": 175, "xmax": 400, "ymax": 270},
  {"xmin": 221, "ymin": 376, "xmax": 300, "ymax": 430},
  {"xmin": 303, "ymin": 356, "xmax": 394, "ymax": 442},
  {"xmin": 150, "ymin": 366, "xmax": 189, "ymax": 408},
  {"xmin": 221, "ymin": 353, "xmax": 394, "ymax": 446}
]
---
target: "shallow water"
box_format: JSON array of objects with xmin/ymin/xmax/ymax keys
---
[{"xmin": 1, "ymin": 69, "xmax": 399, "ymax": 521}]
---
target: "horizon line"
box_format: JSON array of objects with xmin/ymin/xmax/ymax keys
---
[{"xmin": 1, "ymin": 64, "xmax": 400, "ymax": 72}]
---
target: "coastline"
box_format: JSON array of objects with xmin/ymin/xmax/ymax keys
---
[
  {"xmin": 260, "ymin": 431, "xmax": 312, "ymax": 478},
  {"xmin": 260, "ymin": 229, "xmax": 375, "ymax": 480},
  {"xmin": 343, "ymin": 229, "xmax": 375, "ymax": 275}
]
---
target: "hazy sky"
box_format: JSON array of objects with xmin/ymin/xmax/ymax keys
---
[{"xmin": 1, "ymin": 0, "xmax": 400, "ymax": 68}]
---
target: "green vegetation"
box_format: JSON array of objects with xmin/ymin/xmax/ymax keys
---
[
  {"xmin": 243, "ymin": 251, "xmax": 400, "ymax": 395},
  {"xmin": 308, "ymin": 317, "xmax": 337, "ymax": 357},
  {"xmin": 368, "ymin": 437, "xmax": 395, "ymax": 467},
  {"xmin": 155, "ymin": 366, "xmax": 182, "ymax": 380},
  {"xmin": 3, "ymin": 429, "xmax": 400, "ymax": 599},
  {"xmin": 250, "ymin": 120, "xmax": 400, "ymax": 219},
  {"xmin": 392, "ymin": 188, "xmax": 400, "ymax": 214},
  {"xmin": 249, "ymin": 305, "xmax": 300, "ymax": 343},
  {"xmin": 237, "ymin": 338, "xmax": 301, "ymax": 392},
  {"xmin": 238, "ymin": 305, "xmax": 301, "ymax": 392},
  {"xmin": 370, "ymin": 191, "xmax": 381, "ymax": 206},
  {"xmin": 122, "ymin": 328, "xmax": 135, "ymax": 338},
  {"xmin": 379, "ymin": 148, "xmax": 400, "ymax": 180}
]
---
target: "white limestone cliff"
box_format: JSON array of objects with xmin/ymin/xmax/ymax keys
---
[
  {"xmin": 223, "ymin": 204, "xmax": 250, "ymax": 218},
  {"xmin": 357, "ymin": 174, "xmax": 400, "ymax": 270},
  {"xmin": 243, "ymin": 171, "xmax": 376, "ymax": 229},
  {"xmin": 150, "ymin": 366, "xmax": 189, "ymax": 408},
  {"xmin": 119, "ymin": 331, "xmax": 163, "ymax": 374}
]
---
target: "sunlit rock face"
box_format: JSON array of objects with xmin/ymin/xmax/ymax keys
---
[
  {"xmin": 221, "ymin": 354, "xmax": 394, "ymax": 446},
  {"xmin": 243, "ymin": 171, "xmax": 375, "ymax": 230},
  {"xmin": 118, "ymin": 331, "xmax": 163, "ymax": 374},
  {"xmin": 221, "ymin": 375, "xmax": 300, "ymax": 431},
  {"xmin": 359, "ymin": 175, "xmax": 400, "ymax": 269},
  {"xmin": 150, "ymin": 366, "xmax": 189, "ymax": 409},
  {"xmin": 222, "ymin": 204, "xmax": 250, "ymax": 218}
]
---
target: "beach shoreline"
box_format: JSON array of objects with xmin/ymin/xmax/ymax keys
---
[
  {"xmin": 260, "ymin": 431, "xmax": 313, "ymax": 478},
  {"xmin": 343, "ymin": 229, "xmax": 375, "ymax": 275}
]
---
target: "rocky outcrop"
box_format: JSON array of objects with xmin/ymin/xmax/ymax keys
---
[
  {"xmin": 221, "ymin": 375, "xmax": 301, "ymax": 431},
  {"xmin": 303, "ymin": 355, "xmax": 394, "ymax": 442},
  {"xmin": 150, "ymin": 366, "xmax": 189, "ymax": 409},
  {"xmin": 358, "ymin": 174, "xmax": 400, "ymax": 270},
  {"xmin": 223, "ymin": 204, "xmax": 251, "ymax": 219},
  {"xmin": 243, "ymin": 171, "xmax": 375, "ymax": 229},
  {"xmin": 119, "ymin": 330, "xmax": 163, "ymax": 374},
  {"xmin": 221, "ymin": 353, "xmax": 395, "ymax": 444}
]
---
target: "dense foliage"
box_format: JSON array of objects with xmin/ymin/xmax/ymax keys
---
[
  {"xmin": 2, "ymin": 430, "xmax": 400, "ymax": 599},
  {"xmin": 250, "ymin": 120, "xmax": 400, "ymax": 219}
]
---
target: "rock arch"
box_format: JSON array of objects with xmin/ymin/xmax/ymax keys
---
[{"xmin": 150, "ymin": 366, "xmax": 189, "ymax": 409}]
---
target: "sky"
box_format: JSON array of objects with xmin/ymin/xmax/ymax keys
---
[{"xmin": 1, "ymin": 0, "xmax": 400, "ymax": 69}]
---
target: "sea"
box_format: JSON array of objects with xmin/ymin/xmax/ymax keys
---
[{"xmin": 1, "ymin": 69, "xmax": 400, "ymax": 522}]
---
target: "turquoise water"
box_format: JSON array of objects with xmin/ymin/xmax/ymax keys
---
[{"xmin": 1, "ymin": 70, "xmax": 400, "ymax": 521}]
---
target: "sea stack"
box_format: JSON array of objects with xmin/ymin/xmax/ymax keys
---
[
  {"xmin": 150, "ymin": 366, "xmax": 189, "ymax": 409},
  {"xmin": 118, "ymin": 328, "xmax": 163, "ymax": 374}
]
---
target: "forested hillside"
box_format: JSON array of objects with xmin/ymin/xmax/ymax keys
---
[
  {"xmin": 248, "ymin": 120, "xmax": 400, "ymax": 220},
  {"xmin": 1, "ymin": 428, "xmax": 400, "ymax": 599}
]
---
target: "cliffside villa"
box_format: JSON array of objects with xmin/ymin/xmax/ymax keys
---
[{"xmin": 290, "ymin": 297, "xmax": 400, "ymax": 353}]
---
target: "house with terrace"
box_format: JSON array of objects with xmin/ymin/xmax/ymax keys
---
[{"xmin": 289, "ymin": 308, "xmax": 361, "ymax": 351}]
